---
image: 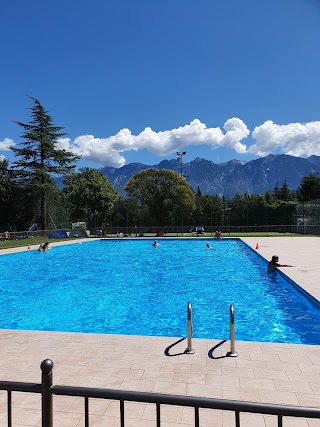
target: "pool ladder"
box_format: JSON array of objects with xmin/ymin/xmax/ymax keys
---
[{"xmin": 185, "ymin": 302, "xmax": 238, "ymax": 357}]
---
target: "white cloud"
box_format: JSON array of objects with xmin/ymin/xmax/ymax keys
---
[
  {"xmin": 0, "ymin": 138, "xmax": 14, "ymax": 151},
  {"xmin": 56, "ymin": 118, "xmax": 250, "ymax": 167},
  {"xmin": 4, "ymin": 118, "xmax": 320, "ymax": 167},
  {"xmin": 0, "ymin": 154, "xmax": 6, "ymax": 161},
  {"xmin": 56, "ymin": 136, "xmax": 127, "ymax": 167},
  {"xmin": 249, "ymin": 120, "xmax": 320, "ymax": 156}
]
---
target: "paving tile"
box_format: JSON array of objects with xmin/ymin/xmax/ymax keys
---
[
  {"xmin": 279, "ymin": 354, "xmax": 313, "ymax": 365},
  {"xmin": 161, "ymin": 362, "xmax": 192, "ymax": 373},
  {"xmin": 258, "ymin": 389, "xmax": 300, "ymax": 405},
  {"xmin": 119, "ymin": 378, "xmax": 156, "ymax": 392},
  {"xmin": 64, "ymin": 396, "xmax": 112, "ymax": 416},
  {"xmin": 309, "ymin": 382, "xmax": 320, "ymax": 394},
  {"xmin": 239, "ymin": 377, "xmax": 276, "ymax": 391},
  {"xmin": 222, "ymin": 386, "xmax": 260, "ymax": 402},
  {"xmin": 11, "ymin": 407, "xmax": 42, "ymax": 426},
  {"xmin": 152, "ymin": 380, "xmax": 188, "ymax": 395},
  {"xmin": 205, "ymin": 373, "xmax": 240, "ymax": 388},
  {"xmin": 173, "ymin": 372, "xmax": 206, "ymax": 385},
  {"xmin": 274, "ymin": 380, "xmax": 313, "ymax": 393},
  {"xmin": 104, "ymin": 400, "xmax": 147, "ymax": 418},
  {"xmin": 265, "ymin": 361, "xmax": 301, "ymax": 372},
  {"xmin": 253, "ymin": 367, "xmax": 289, "ymax": 381},
  {"xmin": 287, "ymin": 371, "xmax": 320, "ymax": 384},
  {"xmin": 191, "ymin": 364, "xmax": 222, "ymax": 375},
  {"xmin": 142, "ymin": 403, "xmax": 183, "ymax": 423},
  {"xmin": 299, "ymin": 364, "xmax": 320, "ymax": 373},
  {"xmin": 222, "ymin": 366, "xmax": 255, "ymax": 378},
  {"xmin": 296, "ymin": 392, "xmax": 320, "ymax": 407},
  {"xmin": 111, "ymin": 367, "xmax": 144, "ymax": 379},
  {"xmin": 249, "ymin": 353, "xmax": 281, "ymax": 363},
  {"xmin": 187, "ymin": 383, "xmax": 223, "ymax": 399}
]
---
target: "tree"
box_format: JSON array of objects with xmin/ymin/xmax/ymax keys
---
[
  {"xmin": 273, "ymin": 180, "xmax": 296, "ymax": 202},
  {"xmin": 0, "ymin": 159, "xmax": 16, "ymax": 228},
  {"xmin": 194, "ymin": 195, "xmax": 222, "ymax": 226},
  {"xmin": 0, "ymin": 159, "xmax": 39, "ymax": 230},
  {"xmin": 124, "ymin": 169, "xmax": 196, "ymax": 226},
  {"xmin": 111, "ymin": 197, "xmax": 143, "ymax": 228},
  {"xmin": 63, "ymin": 168, "xmax": 119, "ymax": 227},
  {"xmin": 297, "ymin": 173, "xmax": 320, "ymax": 202},
  {"xmin": 11, "ymin": 97, "xmax": 79, "ymax": 229}
]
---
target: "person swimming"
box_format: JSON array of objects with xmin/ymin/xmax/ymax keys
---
[
  {"xmin": 206, "ymin": 242, "xmax": 213, "ymax": 249},
  {"xmin": 43, "ymin": 242, "xmax": 50, "ymax": 251},
  {"xmin": 39, "ymin": 242, "xmax": 51, "ymax": 252},
  {"xmin": 152, "ymin": 240, "xmax": 160, "ymax": 247},
  {"xmin": 267, "ymin": 255, "xmax": 293, "ymax": 273}
]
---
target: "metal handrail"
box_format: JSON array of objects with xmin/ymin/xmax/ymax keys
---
[
  {"xmin": 227, "ymin": 304, "xmax": 238, "ymax": 357},
  {"xmin": 185, "ymin": 301, "xmax": 195, "ymax": 354}
]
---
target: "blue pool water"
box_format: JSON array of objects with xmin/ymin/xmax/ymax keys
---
[{"xmin": 0, "ymin": 239, "xmax": 319, "ymax": 344}]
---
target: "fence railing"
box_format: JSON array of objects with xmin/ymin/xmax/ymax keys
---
[
  {"xmin": 0, "ymin": 224, "xmax": 319, "ymax": 248},
  {"xmin": 99, "ymin": 224, "xmax": 320, "ymax": 236},
  {"xmin": 0, "ymin": 359, "xmax": 320, "ymax": 427}
]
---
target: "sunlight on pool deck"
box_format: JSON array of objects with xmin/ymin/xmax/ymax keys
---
[{"xmin": 0, "ymin": 237, "xmax": 320, "ymax": 426}]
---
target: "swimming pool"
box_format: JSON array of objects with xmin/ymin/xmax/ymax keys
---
[{"xmin": 1, "ymin": 239, "xmax": 320, "ymax": 344}]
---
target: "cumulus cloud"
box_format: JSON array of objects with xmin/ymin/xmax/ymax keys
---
[
  {"xmin": 3, "ymin": 118, "xmax": 320, "ymax": 166},
  {"xmin": 55, "ymin": 118, "xmax": 250, "ymax": 167},
  {"xmin": 0, "ymin": 138, "xmax": 14, "ymax": 151},
  {"xmin": 249, "ymin": 120, "xmax": 320, "ymax": 157},
  {"xmin": 0, "ymin": 154, "xmax": 6, "ymax": 161}
]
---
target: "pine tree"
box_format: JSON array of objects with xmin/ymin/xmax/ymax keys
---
[{"xmin": 11, "ymin": 97, "xmax": 79, "ymax": 229}]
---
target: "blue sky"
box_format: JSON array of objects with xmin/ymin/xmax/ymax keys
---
[{"xmin": 1, "ymin": 0, "xmax": 320, "ymax": 169}]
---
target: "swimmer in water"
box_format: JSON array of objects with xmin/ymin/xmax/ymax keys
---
[{"xmin": 267, "ymin": 255, "xmax": 293, "ymax": 273}]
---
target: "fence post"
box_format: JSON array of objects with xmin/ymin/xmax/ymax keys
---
[{"xmin": 41, "ymin": 359, "xmax": 53, "ymax": 427}]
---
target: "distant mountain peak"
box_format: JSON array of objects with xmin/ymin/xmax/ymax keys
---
[{"xmin": 57, "ymin": 154, "xmax": 320, "ymax": 197}]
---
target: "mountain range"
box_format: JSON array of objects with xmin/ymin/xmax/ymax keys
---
[{"xmin": 98, "ymin": 154, "xmax": 320, "ymax": 198}]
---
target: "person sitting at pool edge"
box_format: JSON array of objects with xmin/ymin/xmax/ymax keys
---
[
  {"xmin": 214, "ymin": 230, "xmax": 222, "ymax": 239},
  {"xmin": 152, "ymin": 240, "xmax": 160, "ymax": 247},
  {"xmin": 267, "ymin": 255, "xmax": 293, "ymax": 273}
]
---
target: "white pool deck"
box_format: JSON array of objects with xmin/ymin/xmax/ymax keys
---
[{"xmin": 0, "ymin": 237, "xmax": 320, "ymax": 426}]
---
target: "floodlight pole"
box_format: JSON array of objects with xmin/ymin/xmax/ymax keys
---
[
  {"xmin": 176, "ymin": 151, "xmax": 187, "ymax": 178},
  {"xmin": 176, "ymin": 151, "xmax": 187, "ymax": 235}
]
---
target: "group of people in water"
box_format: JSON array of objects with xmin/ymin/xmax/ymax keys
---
[{"xmin": 153, "ymin": 238, "xmax": 293, "ymax": 275}]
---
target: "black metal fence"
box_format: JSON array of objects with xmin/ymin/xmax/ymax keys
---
[
  {"xmin": 1, "ymin": 224, "xmax": 319, "ymax": 250},
  {"xmin": 0, "ymin": 359, "xmax": 320, "ymax": 427}
]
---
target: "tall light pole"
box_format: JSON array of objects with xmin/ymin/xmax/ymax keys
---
[
  {"xmin": 176, "ymin": 151, "xmax": 186, "ymax": 177},
  {"xmin": 176, "ymin": 151, "xmax": 186, "ymax": 236}
]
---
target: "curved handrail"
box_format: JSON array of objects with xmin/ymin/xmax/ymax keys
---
[
  {"xmin": 227, "ymin": 304, "xmax": 238, "ymax": 357},
  {"xmin": 185, "ymin": 302, "xmax": 195, "ymax": 354}
]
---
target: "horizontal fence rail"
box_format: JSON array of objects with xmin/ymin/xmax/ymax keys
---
[
  {"xmin": 1, "ymin": 224, "xmax": 319, "ymax": 246},
  {"xmin": 0, "ymin": 360, "xmax": 320, "ymax": 427}
]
